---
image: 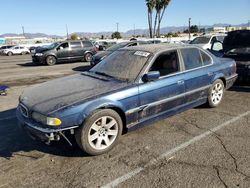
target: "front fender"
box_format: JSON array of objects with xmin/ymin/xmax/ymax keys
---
[{"xmin": 56, "ymin": 98, "xmax": 126, "ymax": 128}]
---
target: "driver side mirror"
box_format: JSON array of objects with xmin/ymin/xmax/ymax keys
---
[
  {"xmin": 142, "ymin": 71, "xmax": 160, "ymax": 82},
  {"xmin": 57, "ymin": 46, "xmax": 63, "ymax": 51}
]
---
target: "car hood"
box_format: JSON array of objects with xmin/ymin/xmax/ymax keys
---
[
  {"xmin": 20, "ymin": 73, "xmax": 130, "ymax": 114},
  {"xmin": 35, "ymin": 47, "xmax": 51, "ymax": 53},
  {"xmin": 93, "ymin": 50, "xmax": 113, "ymax": 60}
]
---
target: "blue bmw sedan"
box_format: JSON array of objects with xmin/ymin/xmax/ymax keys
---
[{"xmin": 17, "ymin": 44, "xmax": 238, "ymax": 155}]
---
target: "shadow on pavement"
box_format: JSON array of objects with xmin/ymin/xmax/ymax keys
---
[
  {"xmin": 0, "ymin": 108, "xmax": 88, "ymax": 159},
  {"xmin": 72, "ymin": 65, "xmax": 92, "ymax": 72},
  {"xmin": 17, "ymin": 62, "xmax": 42, "ymax": 67}
]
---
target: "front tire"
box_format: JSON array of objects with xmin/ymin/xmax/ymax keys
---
[
  {"xmin": 207, "ymin": 79, "xmax": 224, "ymax": 108},
  {"xmin": 46, "ymin": 55, "xmax": 57, "ymax": 66},
  {"xmin": 7, "ymin": 52, "xmax": 13, "ymax": 56},
  {"xmin": 75, "ymin": 109, "xmax": 123, "ymax": 155}
]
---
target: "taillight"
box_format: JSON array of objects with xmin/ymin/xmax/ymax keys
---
[{"xmin": 232, "ymin": 61, "xmax": 237, "ymax": 74}]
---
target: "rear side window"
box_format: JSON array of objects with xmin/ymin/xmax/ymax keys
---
[
  {"xmin": 200, "ymin": 50, "xmax": 212, "ymax": 65},
  {"xmin": 82, "ymin": 41, "xmax": 93, "ymax": 48},
  {"xmin": 181, "ymin": 48, "xmax": 203, "ymax": 70},
  {"xmin": 70, "ymin": 41, "xmax": 82, "ymax": 49}
]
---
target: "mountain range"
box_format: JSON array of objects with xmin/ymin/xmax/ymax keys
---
[{"xmin": 0, "ymin": 23, "xmax": 248, "ymax": 39}]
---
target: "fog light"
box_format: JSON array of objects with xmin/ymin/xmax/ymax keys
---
[{"xmin": 47, "ymin": 117, "xmax": 62, "ymax": 126}]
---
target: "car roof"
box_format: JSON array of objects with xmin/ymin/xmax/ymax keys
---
[{"xmin": 121, "ymin": 43, "xmax": 191, "ymax": 54}]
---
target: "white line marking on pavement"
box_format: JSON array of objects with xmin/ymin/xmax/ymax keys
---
[
  {"xmin": 102, "ymin": 110, "xmax": 250, "ymax": 188},
  {"xmin": 0, "ymin": 115, "xmax": 16, "ymax": 121}
]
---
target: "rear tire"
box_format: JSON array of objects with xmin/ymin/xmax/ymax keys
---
[
  {"xmin": 84, "ymin": 53, "xmax": 93, "ymax": 62},
  {"xmin": 46, "ymin": 55, "xmax": 57, "ymax": 66},
  {"xmin": 207, "ymin": 79, "xmax": 224, "ymax": 108},
  {"xmin": 75, "ymin": 109, "xmax": 123, "ymax": 155}
]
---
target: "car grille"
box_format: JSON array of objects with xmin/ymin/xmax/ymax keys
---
[{"xmin": 20, "ymin": 104, "xmax": 29, "ymax": 118}]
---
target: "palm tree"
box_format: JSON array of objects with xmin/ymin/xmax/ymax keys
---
[
  {"xmin": 153, "ymin": 0, "xmax": 161, "ymax": 37},
  {"xmin": 146, "ymin": 0, "xmax": 155, "ymax": 38},
  {"xmin": 157, "ymin": 0, "xmax": 171, "ymax": 37}
]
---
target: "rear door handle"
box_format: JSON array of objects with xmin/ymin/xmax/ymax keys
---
[{"xmin": 177, "ymin": 80, "xmax": 184, "ymax": 85}]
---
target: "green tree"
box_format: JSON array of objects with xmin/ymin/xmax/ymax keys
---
[
  {"xmin": 146, "ymin": 0, "xmax": 155, "ymax": 38},
  {"xmin": 111, "ymin": 32, "xmax": 122, "ymax": 39},
  {"xmin": 70, "ymin": 34, "xmax": 79, "ymax": 40}
]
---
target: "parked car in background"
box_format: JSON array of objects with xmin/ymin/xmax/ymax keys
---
[
  {"xmin": 2, "ymin": 46, "xmax": 30, "ymax": 56},
  {"xmin": 31, "ymin": 40, "xmax": 97, "ymax": 65},
  {"xmin": 94, "ymin": 41, "xmax": 117, "ymax": 51},
  {"xmin": 17, "ymin": 44, "xmax": 237, "ymax": 155},
  {"xmin": 190, "ymin": 34, "xmax": 226, "ymax": 49},
  {"xmin": 0, "ymin": 45, "xmax": 14, "ymax": 54},
  {"xmin": 209, "ymin": 30, "xmax": 250, "ymax": 82},
  {"xmin": 91, "ymin": 41, "xmax": 149, "ymax": 67}
]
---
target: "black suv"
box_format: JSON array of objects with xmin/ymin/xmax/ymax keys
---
[
  {"xmin": 210, "ymin": 30, "xmax": 250, "ymax": 82},
  {"xmin": 32, "ymin": 40, "xmax": 97, "ymax": 65}
]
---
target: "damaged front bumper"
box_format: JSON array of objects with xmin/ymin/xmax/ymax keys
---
[{"xmin": 16, "ymin": 107, "xmax": 78, "ymax": 145}]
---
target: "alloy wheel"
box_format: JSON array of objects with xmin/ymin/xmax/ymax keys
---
[
  {"xmin": 211, "ymin": 82, "xmax": 224, "ymax": 105},
  {"xmin": 88, "ymin": 116, "xmax": 118, "ymax": 150}
]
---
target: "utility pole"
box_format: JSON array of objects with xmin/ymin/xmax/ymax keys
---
[
  {"xmin": 66, "ymin": 24, "xmax": 69, "ymax": 39},
  {"xmin": 22, "ymin": 26, "xmax": 25, "ymax": 37},
  {"xmin": 116, "ymin": 22, "xmax": 119, "ymax": 32},
  {"xmin": 188, "ymin": 18, "xmax": 191, "ymax": 40},
  {"xmin": 133, "ymin": 24, "xmax": 135, "ymax": 36}
]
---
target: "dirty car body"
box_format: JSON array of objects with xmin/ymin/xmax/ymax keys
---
[{"xmin": 17, "ymin": 44, "xmax": 237, "ymax": 153}]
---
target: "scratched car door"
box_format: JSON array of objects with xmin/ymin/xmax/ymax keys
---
[
  {"xmin": 180, "ymin": 47, "xmax": 214, "ymax": 103},
  {"xmin": 138, "ymin": 50, "xmax": 185, "ymax": 121}
]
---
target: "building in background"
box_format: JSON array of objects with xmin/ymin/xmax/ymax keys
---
[{"xmin": 0, "ymin": 37, "xmax": 6, "ymax": 45}]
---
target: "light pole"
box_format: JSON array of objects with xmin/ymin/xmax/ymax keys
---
[
  {"xmin": 116, "ymin": 22, "xmax": 119, "ymax": 32},
  {"xmin": 66, "ymin": 24, "xmax": 69, "ymax": 39},
  {"xmin": 188, "ymin": 18, "xmax": 191, "ymax": 40},
  {"xmin": 22, "ymin": 26, "xmax": 25, "ymax": 37}
]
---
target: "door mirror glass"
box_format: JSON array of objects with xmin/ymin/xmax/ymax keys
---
[
  {"xmin": 211, "ymin": 41, "xmax": 223, "ymax": 52},
  {"xmin": 142, "ymin": 71, "xmax": 160, "ymax": 82}
]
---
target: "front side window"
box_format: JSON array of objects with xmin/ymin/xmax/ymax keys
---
[
  {"xmin": 181, "ymin": 48, "xmax": 203, "ymax": 70},
  {"xmin": 149, "ymin": 51, "xmax": 179, "ymax": 77},
  {"xmin": 58, "ymin": 43, "xmax": 69, "ymax": 49}
]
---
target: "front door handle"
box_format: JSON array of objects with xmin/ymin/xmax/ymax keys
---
[
  {"xmin": 177, "ymin": 80, "xmax": 184, "ymax": 85},
  {"xmin": 208, "ymin": 72, "xmax": 214, "ymax": 76}
]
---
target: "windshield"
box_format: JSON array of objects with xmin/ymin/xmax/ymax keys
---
[
  {"xmin": 89, "ymin": 50, "xmax": 151, "ymax": 81},
  {"xmin": 106, "ymin": 42, "xmax": 130, "ymax": 51},
  {"xmin": 190, "ymin": 36, "xmax": 210, "ymax": 44},
  {"xmin": 45, "ymin": 42, "xmax": 59, "ymax": 49}
]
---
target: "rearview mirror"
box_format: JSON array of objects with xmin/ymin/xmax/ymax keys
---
[{"xmin": 142, "ymin": 71, "xmax": 160, "ymax": 82}]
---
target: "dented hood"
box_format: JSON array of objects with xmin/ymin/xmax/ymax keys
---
[{"xmin": 20, "ymin": 73, "xmax": 129, "ymax": 114}]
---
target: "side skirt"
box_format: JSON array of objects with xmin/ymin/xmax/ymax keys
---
[{"xmin": 127, "ymin": 98, "xmax": 207, "ymax": 132}]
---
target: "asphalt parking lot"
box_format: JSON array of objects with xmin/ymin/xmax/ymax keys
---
[{"xmin": 0, "ymin": 55, "xmax": 250, "ymax": 188}]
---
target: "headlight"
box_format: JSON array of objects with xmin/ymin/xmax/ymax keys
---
[
  {"xmin": 35, "ymin": 53, "xmax": 43, "ymax": 56},
  {"xmin": 32, "ymin": 112, "xmax": 61, "ymax": 126}
]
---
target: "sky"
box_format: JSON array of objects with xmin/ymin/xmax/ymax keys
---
[{"xmin": 1, "ymin": 0, "xmax": 250, "ymax": 35}]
